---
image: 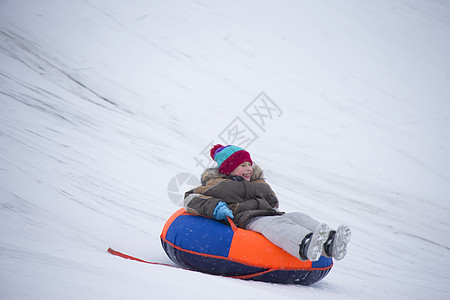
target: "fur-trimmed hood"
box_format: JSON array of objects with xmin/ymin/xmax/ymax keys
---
[{"xmin": 201, "ymin": 164, "xmax": 265, "ymax": 184}]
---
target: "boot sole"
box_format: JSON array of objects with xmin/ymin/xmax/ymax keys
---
[
  {"xmin": 307, "ymin": 223, "xmax": 331, "ymax": 261},
  {"xmin": 333, "ymin": 225, "xmax": 351, "ymax": 261}
]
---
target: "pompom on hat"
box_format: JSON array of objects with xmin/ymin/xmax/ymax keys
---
[{"xmin": 210, "ymin": 144, "xmax": 253, "ymax": 175}]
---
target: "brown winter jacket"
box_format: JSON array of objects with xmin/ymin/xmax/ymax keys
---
[{"xmin": 184, "ymin": 165, "xmax": 284, "ymax": 228}]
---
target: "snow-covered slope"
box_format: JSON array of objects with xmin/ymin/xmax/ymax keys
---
[{"xmin": 1, "ymin": 0, "xmax": 450, "ymax": 299}]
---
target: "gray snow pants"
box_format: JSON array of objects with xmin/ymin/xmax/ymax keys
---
[{"xmin": 246, "ymin": 212, "xmax": 320, "ymax": 260}]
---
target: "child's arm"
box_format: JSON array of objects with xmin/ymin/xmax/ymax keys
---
[
  {"xmin": 252, "ymin": 180, "xmax": 280, "ymax": 210},
  {"xmin": 183, "ymin": 189, "xmax": 222, "ymax": 219}
]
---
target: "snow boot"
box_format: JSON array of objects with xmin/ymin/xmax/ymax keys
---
[
  {"xmin": 299, "ymin": 223, "xmax": 331, "ymax": 261},
  {"xmin": 323, "ymin": 225, "xmax": 351, "ymax": 261}
]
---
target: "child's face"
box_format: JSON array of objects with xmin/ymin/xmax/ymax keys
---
[{"xmin": 230, "ymin": 161, "xmax": 253, "ymax": 181}]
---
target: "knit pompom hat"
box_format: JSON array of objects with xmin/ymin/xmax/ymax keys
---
[{"xmin": 210, "ymin": 144, "xmax": 252, "ymax": 175}]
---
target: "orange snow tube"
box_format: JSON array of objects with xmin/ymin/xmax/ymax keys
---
[{"xmin": 161, "ymin": 209, "xmax": 333, "ymax": 285}]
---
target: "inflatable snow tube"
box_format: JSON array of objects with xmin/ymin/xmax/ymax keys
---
[{"xmin": 160, "ymin": 209, "xmax": 333, "ymax": 285}]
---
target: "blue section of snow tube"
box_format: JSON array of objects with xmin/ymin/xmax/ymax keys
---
[
  {"xmin": 162, "ymin": 214, "xmax": 267, "ymax": 275},
  {"xmin": 165, "ymin": 215, "xmax": 233, "ymax": 257},
  {"xmin": 312, "ymin": 255, "xmax": 333, "ymax": 268}
]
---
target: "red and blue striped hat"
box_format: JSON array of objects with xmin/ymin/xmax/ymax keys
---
[{"xmin": 210, "ymin": 144, "xmax": 253, "ymax": 175}]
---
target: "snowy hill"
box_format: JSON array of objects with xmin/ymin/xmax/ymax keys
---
[{"xmin": 1, "ymin": 0, "xmax": 450, "ymax": 299}]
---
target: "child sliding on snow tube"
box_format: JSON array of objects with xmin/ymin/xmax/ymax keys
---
[{"xmin": 184, "ymin": 144, "xmax": 351, "ymax": 262}]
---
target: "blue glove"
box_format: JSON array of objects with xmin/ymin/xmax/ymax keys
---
[{"xmin": 213, "ymin": 202, "xmax": 234, "ymax": 220}]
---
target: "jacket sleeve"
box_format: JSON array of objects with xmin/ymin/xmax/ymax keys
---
[
  {"xmin": 266, "ymin": 186, "xmax": 280, "ymax": 209},
  {"xmin": 253, "ymin": 179, "xmax": 280, "ymax": 209},
  {"xmin": 183, "ymin": 189, "xmax": 221, "ymax": 218}
]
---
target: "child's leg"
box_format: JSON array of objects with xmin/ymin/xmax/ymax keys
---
[
  {"xmin": 282, "ymin": 212, "xmax": 321, "ymax": 231},
  {"xmin": 283, "ymin": 213, "xmax": 333, "ymax": 260},
  {"xmin": 246, "ymin": 215, "xmax": 312, "ymax": 260}
]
